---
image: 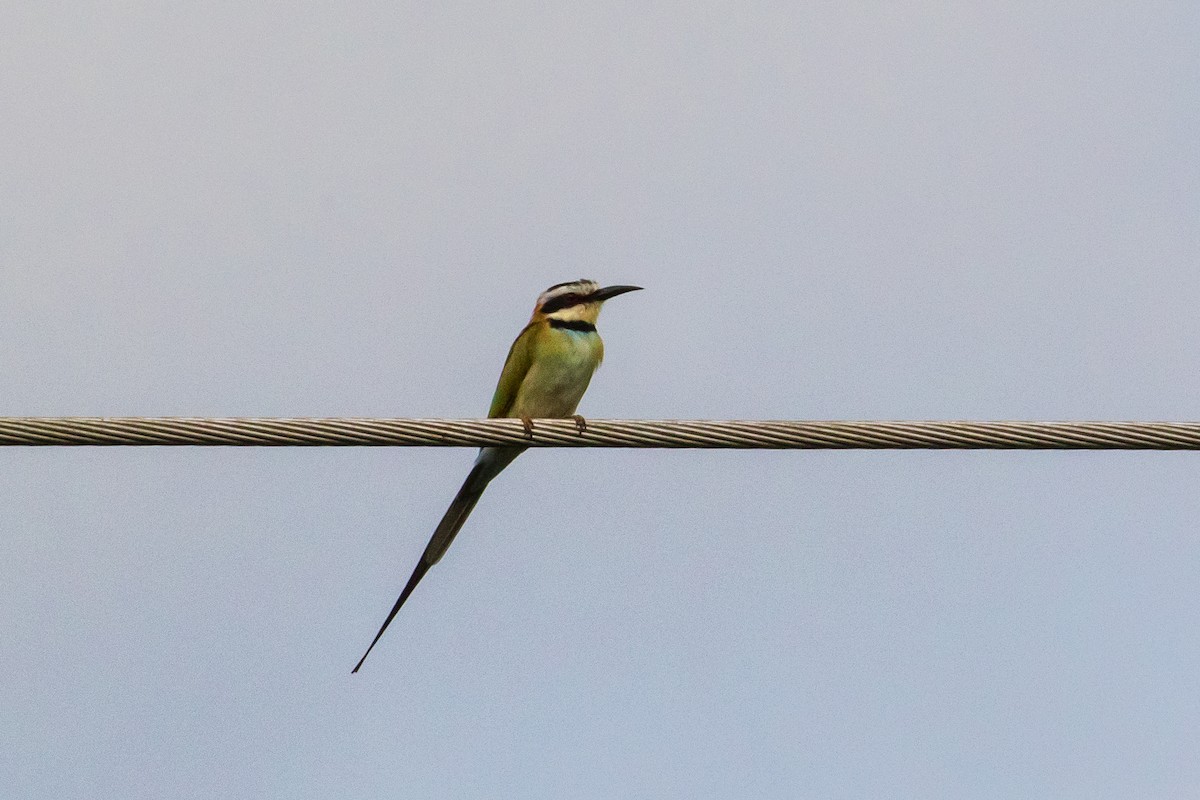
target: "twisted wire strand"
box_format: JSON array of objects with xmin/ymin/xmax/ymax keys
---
[{"xmin": 0, "ymin": 417, "xmax": 1199, "ymax": 449}]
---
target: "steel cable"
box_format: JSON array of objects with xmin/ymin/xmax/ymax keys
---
[{"xmin": 1, "ymin": 417, "xmax": 1199, "ymax": 449}]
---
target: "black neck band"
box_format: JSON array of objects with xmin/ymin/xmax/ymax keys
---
[{"xmin": 549, "ymin": 319, "xmax": 597, "ymax": 333}]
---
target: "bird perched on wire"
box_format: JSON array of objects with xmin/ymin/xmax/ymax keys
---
[{"xmin": 352, "ymin": 279, "xmax": 642, "ymax": 672}]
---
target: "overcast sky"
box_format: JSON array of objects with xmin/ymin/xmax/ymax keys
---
[{"xmin": 2, "ymin": 3, "xmax": 1199, "ymax": 798}]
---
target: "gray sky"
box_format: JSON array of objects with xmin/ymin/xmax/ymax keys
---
[{"xmin": 2, "ymin": 3, "xmax": 1199, "ymax": 797}]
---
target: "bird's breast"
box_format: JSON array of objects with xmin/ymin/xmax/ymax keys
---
[{"xmin": 510, "ymin": 329, "xmax": 603, "ymax": 418}]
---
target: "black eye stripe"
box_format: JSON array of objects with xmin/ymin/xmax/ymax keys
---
[{"xmin": 539, "ymin": 292, "xmax": 586, "ymax": 314}]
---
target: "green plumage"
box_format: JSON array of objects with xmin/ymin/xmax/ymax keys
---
[
  {"xmin": 489, "ymin": 321, "xmax": 605, "ymax": 419},
  {"xmin": 488, "ymin": 322, "xmax": 537, "ymax": 418}
]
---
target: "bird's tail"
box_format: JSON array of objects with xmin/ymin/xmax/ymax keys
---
[
  {"xmin": 351, "ymin": 446, "xmax": 523, "ymax": 672},
  {"xmin": 424, "ymin": 445, "xmax": 523, "ymax": 567}
]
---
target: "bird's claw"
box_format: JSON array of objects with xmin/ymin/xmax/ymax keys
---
[
  {"xmin": 521, "ymin": 416, "xmax": 535, "ymax": 439},
  {"xmin": 571, "ymin": 415, "xmax": 588, "ymax": 434}
]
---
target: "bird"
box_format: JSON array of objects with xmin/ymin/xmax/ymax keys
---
[{"xmin": 352, "ymin": 279, "xmax": 642, "ymax": 672}]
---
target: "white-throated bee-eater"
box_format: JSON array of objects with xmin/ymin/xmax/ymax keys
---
[{"xmin": 352, "ymin": 279, "xmax": 642, "ymax": 672}]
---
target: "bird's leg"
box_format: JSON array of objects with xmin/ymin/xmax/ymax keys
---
[
  {"xmin": 571, "ymin": 415, "xmax": 588, "ymax": 434},
  {"xmin": 521, "ymin": 415, "xmax": 535, "ymax": 439}
]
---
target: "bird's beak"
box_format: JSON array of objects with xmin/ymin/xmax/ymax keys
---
[{"xmin": 590, "ymin": 285, "xmax": 644, "ymax": 302}]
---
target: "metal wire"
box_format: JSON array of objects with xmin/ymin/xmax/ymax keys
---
[{"xmin": 1, "ymin": 417, "xmax": 1199, "ymax": 449}]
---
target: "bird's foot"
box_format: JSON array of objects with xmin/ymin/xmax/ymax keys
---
[
  {"xmin": 571, "ymin": 415, "xmax": 588, "ymax": 434},
  {"xmin": 521, "ymin": 416, "xmax": 535, "ymax": 439}
]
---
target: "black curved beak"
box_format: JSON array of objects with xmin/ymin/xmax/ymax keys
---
[{"xmin": 591, "ymin": 285, "xmax": 644, "ymax": 302}]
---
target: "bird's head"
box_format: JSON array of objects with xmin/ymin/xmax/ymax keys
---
[{"xmin": 532, "ymin": 279, "xmax": 643, "ymax": 325}]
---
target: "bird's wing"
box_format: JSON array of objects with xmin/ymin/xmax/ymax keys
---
[
  {"xmin": 352, "ymin": 446, "xmax": 522, "ymax": 673},
  {"xmin": 487, "ymin": 322, "xmax": 538, "ymax": 418}
]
